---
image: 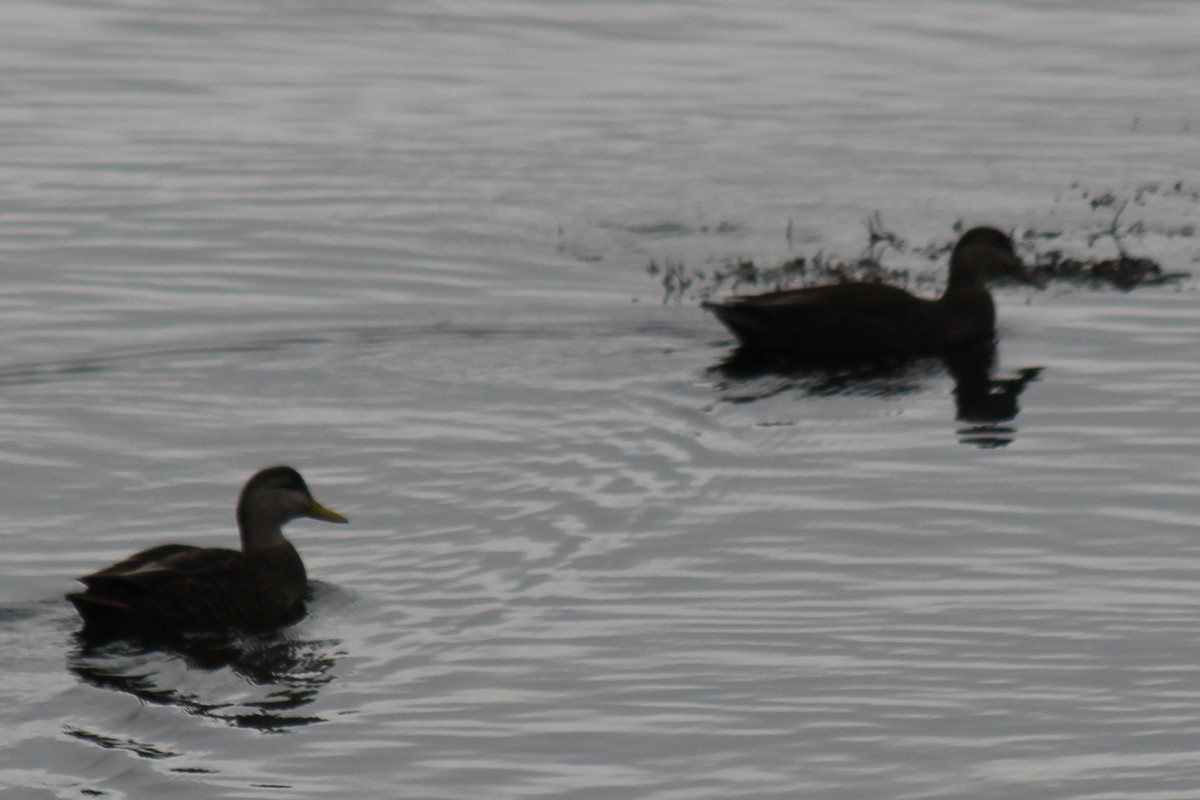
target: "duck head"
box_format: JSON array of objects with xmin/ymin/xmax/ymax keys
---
[
  {"xmin": 236, "ymin": 465, "xmax": 348, "ymax": 551},
  {"xmin": 946, "ymin": 227, "xmax": 1042, "ymax": 292}
]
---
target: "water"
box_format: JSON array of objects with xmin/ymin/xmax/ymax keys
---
[{"xmin": 1, "ymin": 1, "xmax": 1199, "ymax": 797}]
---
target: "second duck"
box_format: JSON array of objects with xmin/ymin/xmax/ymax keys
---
[{"xmin": 704, "ymin": 226, "xmax": 1037, "ymax": 359}]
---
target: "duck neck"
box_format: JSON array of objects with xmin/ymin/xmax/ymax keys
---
[
  {"xmin": 239, "ymin": 521, "xmax": 290, "ymax": 553},
  {"xmin": 943, "ymin": 261, "xmax": 987, "ymax": 296},
  {"xmin": 936, "ymin": 286, "xmax": 996, "ymax": 338}
]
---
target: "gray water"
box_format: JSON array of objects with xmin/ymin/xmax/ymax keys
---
[{"xmin": 2, "ymin": 1, "xmax": 1200, "ymax": 798}]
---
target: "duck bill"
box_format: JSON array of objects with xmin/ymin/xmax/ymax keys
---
[
  {"xmin": 999, "ymin": 254, "xmax": 1044, "ymax": 289},
  {"xmin": 308, "ymin": 499, "xmax": 349, "ymax": 524},
  {"xmin": 1014, "ymin": 261, "xmax": 1046, "ymax": 289}
]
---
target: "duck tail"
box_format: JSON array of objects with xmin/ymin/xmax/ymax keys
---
[
  {"xmin": 704, "ymin": 301, "xmax": 764, "ymax": 343},
  {"xmin": 67, "ymin": 592, "xmax": 135, "ymax": 641}
]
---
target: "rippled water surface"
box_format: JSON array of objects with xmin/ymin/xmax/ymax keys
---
[{"xmin": 2, "ymin": 1, "xmax": 1200, "ymax": 798}]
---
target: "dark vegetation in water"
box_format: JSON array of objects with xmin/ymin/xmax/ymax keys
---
[
  {"xmin": 1023, "ymin": 182, "xmax": 1194, "ymax": 290},
  {"xmin": 649, "ymin": 184, "xmax": 1194, "ymax": 303}
]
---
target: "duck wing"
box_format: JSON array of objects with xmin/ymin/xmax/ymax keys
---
[
  {"xmin": 80, "ymin": 543, "xmax": 203, "ymax": 580},
  {"xmin": 720, "ymin": 282, "xmax": 920, "ymax": 312}
]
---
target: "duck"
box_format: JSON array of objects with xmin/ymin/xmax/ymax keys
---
[
  {"xmin": 703, "ymin": 226, "xmax": 1036, "ymax": 359},
  {"xmin": 68, "ymin": 465, "xmax": 348, "ymax": 642}
]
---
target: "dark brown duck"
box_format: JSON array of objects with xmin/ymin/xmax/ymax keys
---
[
  {"xmin": 68, "ymin": 465, "xmax": 348, "ymax": 642},
  {"xmin": 704, "ymin": 226, "xmax": 1035, "ymax": 358}
]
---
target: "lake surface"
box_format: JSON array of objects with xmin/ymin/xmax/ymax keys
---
[{"xmin": 2, "ymin": 1, "xmax": 1199, "ymax": 798}]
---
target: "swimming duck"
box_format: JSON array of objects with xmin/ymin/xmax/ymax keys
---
[
  {"xmin": 704, "ymin": 226, "xmax": 1035, "ymax": 358},
  {"xmin": 68, "ymin": 466, "xmax": 348, "ymax": 642}
]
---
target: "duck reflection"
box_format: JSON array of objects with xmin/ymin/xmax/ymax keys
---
[
  {"xmin": 714, "ymin": 340, "xmax": 1040, "ymax": 448},
  {"xmin": 941, "ymin": 345, "xmax": 1042, "ymax": 448},
  {"xmin": 67, "ymin": 626, "xmax": 341, "ymax": 732}
]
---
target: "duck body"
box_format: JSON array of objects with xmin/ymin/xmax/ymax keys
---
[
  {"xmin": 69, "ymin": 541, "xmax": 308, "ymax": 640},
  {"xmin": 69, "ymin": 466, "xmax": 347, "ymax": 642},
  {"xmin": 704, "ymin": 227, "xmax": 1027, "ymax": 359}
]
